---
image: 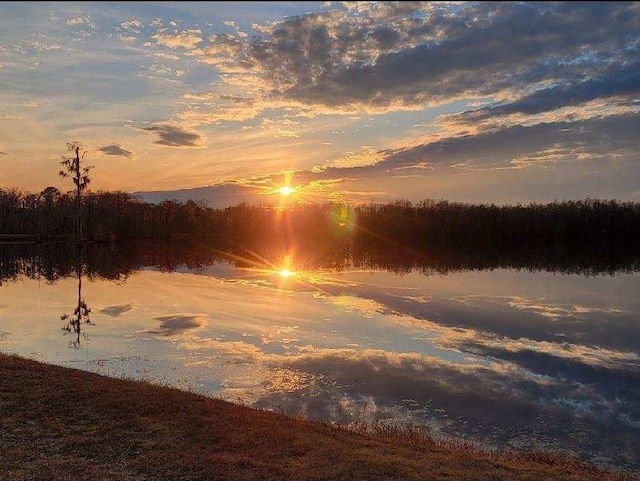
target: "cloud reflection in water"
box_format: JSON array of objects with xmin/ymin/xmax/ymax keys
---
[{"xmin": 1, "ymin": 253, "xmax": 639, "ymax": 470}]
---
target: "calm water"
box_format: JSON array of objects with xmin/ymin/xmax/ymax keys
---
[{"xmin": 1, "ymin": 242, "xmax": 639, "ymax": 471}]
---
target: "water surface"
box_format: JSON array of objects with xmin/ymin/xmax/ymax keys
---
[{"xmin": 1, "ymin": 242, "xmax": 638, "ymax": 471}]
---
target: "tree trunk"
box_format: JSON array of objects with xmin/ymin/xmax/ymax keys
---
[{"xmin": 75, "ymin": 147, "xmax": 82, "ymax": 242}]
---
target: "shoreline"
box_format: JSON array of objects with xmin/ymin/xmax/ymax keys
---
[{"xmin": 1, "ymin": 353, "xmax": 635, "ymax": 481}]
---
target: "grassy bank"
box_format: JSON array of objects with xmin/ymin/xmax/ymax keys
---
[{"xmin": 0, "ymin": 353, "xmax": 634, "ymax": 481}]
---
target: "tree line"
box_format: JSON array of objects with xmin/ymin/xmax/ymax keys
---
[
  {"xmin": 1, "ymin": 233, "xmax": 639, "ymax": 285},
  {"xmin": 1, "ymin": 187, "xmax": 639, "ymax": 245},
  {"xmin": 1, "ymin": 188, "xmax": 640, "ymax": 275}
]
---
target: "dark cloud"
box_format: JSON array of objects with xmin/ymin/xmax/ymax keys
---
[
  {"xmin": 99, "ymin": 303, "xmax": 133, "ymax": 317},
  {"xmin": 455, "ymin": 61, "xmax": 640, "ymax": 122},
  {"xmin": 371, "ymin": 112, "xmax": 640, "ymax": 172},
  {"xmin": 231, "ymin": 2, "xmax": 640, "ymax": 111},
  {"xmin": 145, "ymin": 314, "xmax": 204, "ymax": 336},
  {"xmin": 98, "ymin": 143, "xmax": 132, "ymax": 158},
  {"xmin": 0, "ymin": 152, "xmax": 7, "ymax": 155},
  {"xmin": 369, "ymin": 25, "xmax": 401, "ymax": 50},
  {"xmin": 143, "ymin": 124, "xmax": 202, "ymax": 147},
  {"xmin": 134, "ymin": 182, "xmax": 259, "ymax": 205}
]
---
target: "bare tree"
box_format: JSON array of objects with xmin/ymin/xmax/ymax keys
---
[{"xmin": 59, "ymin": 141, "xmax": 93, "ymax": 241}]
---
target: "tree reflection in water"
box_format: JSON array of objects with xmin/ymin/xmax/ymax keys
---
[{"xmin": 60, "ymin": 244, "xmax": 92, "ymax": 349}]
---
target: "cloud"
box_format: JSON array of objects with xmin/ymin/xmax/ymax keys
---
[
  {"xmin": 258, "ymin": 347, "xmax": 639, "ymax": 467},
  {"xmin": 296, "ymin": 280, "xmax": 640, "ymax": 356},
  {"xmin": 98, "ymin": 144, "xmax": 132, "ymax": 158},
  {"xmin": 147, "ymin": 0, "xmax": 640, "ymax": 202},
  {"xmin": 120, "ymin": 20, "xmax": 143, "ymax": 33},
  {"xmin": 146, "ymin": 263, "xmax": 638, "ymax": 467},
  {"xmin": 153, "ymin": 29, "xmax": 203, "ymax": 50},
  {"xmin": 66, "ymin": 15, "xmax": 94, "ymax": 27},
  {"xmin": 7, "ymin": 1, "xmax": 635, "ymax": 202},
  {"xmin": 193, "ymin": 2, "xmax": 640, "ymax": 118},
  {"xmin": 99, "ymin": 303, "xmax": 134, "ymax": 317},
  {"xmin": 131, "ymin": 103, "xmax": 640, "ymax": 203},
  {"xmin": 181, "ymin": 337, "xmax": 263, "ymax": 361},
  {"xmin": 65, "ymin": 13, "xmax": 96, "ymax": 38},
  {"xmin": 330, "ymin": 295, "xmax": 391, "ymax": 318},
  {"xmin": 326, "ymin": 148, "xmax": 385, "ymax": 169},
  {"xmin": 142, "ymin": 124, "xmax": 203, "ymax": 147},
  {"xmin": 506, "ymin": 297, "xmax": 624, "ymax": 321},
  {"xmin": 364, "ymin": 112, "xmax": 640, "ymax": 173},
  {"xmin": 145, "ymin": 314, "xmax": 205, "ymax": 336},
  {"xmin": 171, "ymin": 111, "xmax": 635, "ymax": 196},
  {"xmin": 438, "ymin": 330, "xmax": 640, "ymax": 372},
  {"xmin": 153, "ymin": 52, "xmax": 180, "ymax": 61},
  {"xmin": 118, "ymin": 21, "xmax": 143, "ymax": 43},
  {"xmin": 452, "ymin": 61, "xmax": 640, "ymax": 124},
  {"xmin": 28, "ymin": 40, "xmax": 65, "ymax": 52},
  {"xmin": 178, "ymin": 94, "xmax": 265, "ymax": 123}
]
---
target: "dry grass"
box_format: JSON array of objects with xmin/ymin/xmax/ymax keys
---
[{"xmin": 0, "ymin": 353, "xmax": 635, "ymax": 481}]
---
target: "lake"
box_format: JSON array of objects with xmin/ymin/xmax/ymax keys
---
[{"xmin": 1, "ymin": 241, "xmax": 639, "ymax": 471}]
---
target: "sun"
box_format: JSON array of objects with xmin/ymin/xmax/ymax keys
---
[
  {"xmin": 279, "ymin": 268, "xmax": 294, "ymax": 278},
  {"xmin": 279, "ymin": 186, "xmax": 294, "ymax": 196}
]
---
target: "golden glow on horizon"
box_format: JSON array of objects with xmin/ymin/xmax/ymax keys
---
[{"xmin": 279, "ymin": 186, "xmax": 295, "ymax": 196}]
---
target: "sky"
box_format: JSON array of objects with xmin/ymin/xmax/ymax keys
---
[{"xmin": 1, "ymin": 1, "xmax": 639, "ymax": 207}]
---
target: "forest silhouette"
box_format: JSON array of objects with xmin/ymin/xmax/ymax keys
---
[
  {"xmin": 2, "ymin": 187, "xmax": 640, "ymax": 247},
  {"xmin": 1, "ymin": 193, "xmax": 640, "ymax": 280}
]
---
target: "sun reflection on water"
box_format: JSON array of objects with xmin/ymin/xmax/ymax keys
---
[{"xmin": 278, "ymin": 255, "xmax": 295, "ymax": 278}]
